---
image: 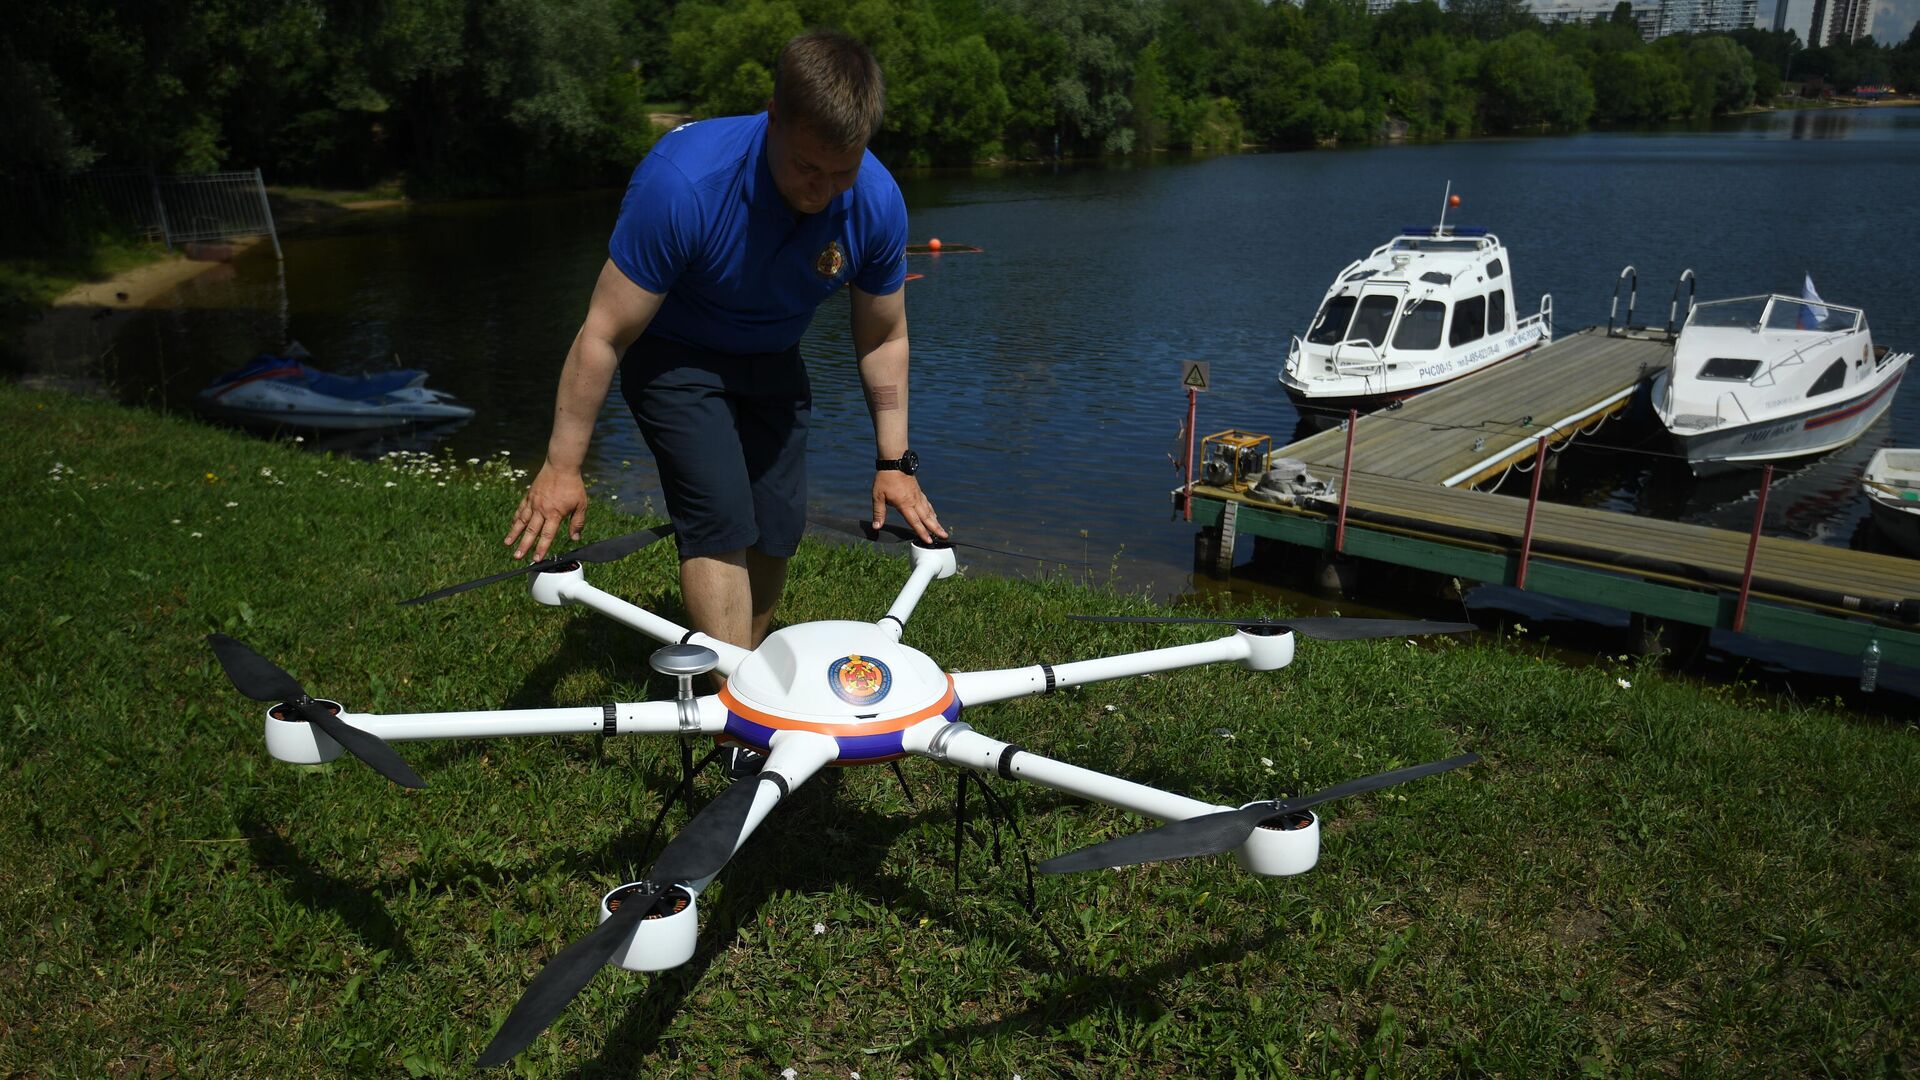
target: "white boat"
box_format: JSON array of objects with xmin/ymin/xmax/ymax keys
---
[
  {"xmin": 1280, "ymin": 222, "xmax": 1552, "ymax": 420},
  {"xmin": 198, "ymin": 348, "xmax": 475, "ymax": 431},
  {"xmin": 1863, "ymin": 447, "xmax": 1920, "ymax": 555},
  {"xmin": 1650, "ymin": 293, "xmax": 1909, "ymax": 476}
]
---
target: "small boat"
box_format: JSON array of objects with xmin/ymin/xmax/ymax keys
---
[
  {"xmin": 197, "ymin": 346, "xmax": 475, "ymax": 431},
  {"xmin": 1650, "ymin": 286, "xmax": 1910, "ymax": 476},
  {"xmin": 1863, "ymin": 447, "xmax": 1920, "ymax": 555},
  {"xmin": 1280, "ymin": 201, "xmax": 1551, "ymax": 421}
]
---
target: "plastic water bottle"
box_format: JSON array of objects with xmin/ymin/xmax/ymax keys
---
[{"xmin": 1861, "ymin": 639, "xmax": 1881, "ymax": 693}]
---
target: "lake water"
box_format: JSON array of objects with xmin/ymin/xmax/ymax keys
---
[{"xmin": 112, "ymin": 106, "xmax": 1920, "ymax": 604}]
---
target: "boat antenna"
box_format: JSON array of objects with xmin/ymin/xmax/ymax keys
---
[{"xmin": 1436, "ymin": 181, "xmax": 1453, "ymax": 236}]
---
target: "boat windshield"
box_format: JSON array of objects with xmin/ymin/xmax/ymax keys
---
[
  {"xmin": 1690, "ymin": 296, "xmax": 1864, "ymax": 333},
  {"xmin": 1687, "ymin": 298, "xmax": 1768, "ymax": 328},
  {"xmin": 1391, "ymin": 238, "xmax": 1483, "ymax": 253},
  {"xmin": 1307, "ymin": 295, "xmax": 1359, "ymax": 345},
  {"xmin": 1347, "ymin": 295, "xmax": 1399, "ymax": 346},
  {"xmin": 1763, "ymin": 300, "xmax": 1861, "ymax": 333}
]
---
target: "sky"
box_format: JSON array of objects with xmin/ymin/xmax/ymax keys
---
[{"xmin": 1759, "ymin": 0, "xmax": 1917, "ymax": 43}]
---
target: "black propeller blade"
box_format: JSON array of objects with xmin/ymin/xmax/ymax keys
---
[
  {"xmin": 811, "ymin": 518, "xmax": 1088, "ymax": 564},
  {"xmin": 401, "ymin": 525, "xmax": 675, "ymax": 605},
  {"xmin": 205, "ymin": 634, "xmax": 426, "ymax": 789},
  {"xmin": 1067, "ymin": 614, "xmax": 1478, "ymax": 640},
  {"xmin": 1039, "ymin": 752, "xmax": 1480, "ymax": 874},
  {"xmin": 476, "ymin": 774, "xmax": 767, "ymax": 1067}
]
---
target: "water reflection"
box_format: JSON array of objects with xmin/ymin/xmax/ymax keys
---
[{"xmin": 1786, "ymin": 108, "xmax": 1859, "ymax": 139}]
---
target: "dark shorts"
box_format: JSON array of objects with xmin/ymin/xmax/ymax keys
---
[{"xmin": 619, "ymin": 334, "xmax": 812, "ymax": 560}]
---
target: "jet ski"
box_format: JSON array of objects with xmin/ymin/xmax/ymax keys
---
[{"xmin": 197, "ymin": 344, "xmax": 475, "ymax": 430}]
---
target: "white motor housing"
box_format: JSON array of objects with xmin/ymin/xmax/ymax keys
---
[
  {"xmin": 601, "ymin": 882, "xmax": 698, "ymax": 972},
  {"xmin": 263, "ymin": 701, "xmax": 346, "ymax": 765},
  {"xmin": 1233, "ymin": 809, "xmax": 1320, "ymax": 876}
]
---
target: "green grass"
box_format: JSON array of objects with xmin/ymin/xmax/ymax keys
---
[{"xmin": 3, "ymin": 381, "xmax": 1917, "ymax": 1077}]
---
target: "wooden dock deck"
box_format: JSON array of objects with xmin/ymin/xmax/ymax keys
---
[
  {"xmin": 1183, "ymin": 326, "xmax": 1920, "ymax": 671},
  {"xmin": 1283, "ymin": 327, "xmax": 1672, "ymax": 488}
]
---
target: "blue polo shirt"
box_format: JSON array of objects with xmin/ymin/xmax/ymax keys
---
[{"xmin": 609, "ymin": 113, "xmax": 908, "ymax": 356}]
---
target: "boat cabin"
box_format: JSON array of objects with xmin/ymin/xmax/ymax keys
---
[
  {"xmin": 1655, "ymin": 292, "xmax": 1911, "ymax": 474},
  {"xmin": 1281, "ymin": 226, "xmax": 1550, "ymax": 413},
  {"xmin": 1663, "ymin": 294, "xmax": 1876, "ymax": 428}
]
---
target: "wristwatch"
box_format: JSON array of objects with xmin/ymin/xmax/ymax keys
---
[{"xmin": 875, "ymin": 449, "xmax": 920, "ymax": 476}]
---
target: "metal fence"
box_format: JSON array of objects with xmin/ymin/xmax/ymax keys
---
[{"xmin": 3, "ymin": 167, "xmax": 282, "ymax": 258}]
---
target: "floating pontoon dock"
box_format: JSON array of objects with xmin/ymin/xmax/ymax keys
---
[{"xmin": 1184, "ymin": 328, "xmax": 1920, "ymax": 669}]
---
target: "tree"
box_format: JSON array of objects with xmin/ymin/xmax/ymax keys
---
[
  {"xmin": 1684, "ymin": 35, "xmax": 1756, "ymax": 115},
  {"xmin": 1479, "ymin": 30, "xmax": 1594, "ymax": 128},
  {"xmin": 1892, "ymin": 21, "xmax": 1920, "ymax": 91},
  {"xmin": 0, "ymin": 42, "xmax": 96, "ymax": 179},
  {"xmin": 1449, "ymin": 0, "xmax": 1539, "ymax": 42},
  {"xmin": 668, "ymin": 0, "xmax": 805, "ymax": 118},
  {"xmin": 1005, "ymin": 0, "xmax": 1155, "ymax": 154},
  {"xmin": 1590, "ymin": 48, "xmax": 1690, "ymax": 121}
]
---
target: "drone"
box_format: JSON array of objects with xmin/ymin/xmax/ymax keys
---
[{"xmin": 205, "ymin": 521, "xmax": 1481, "ymax": 1067}]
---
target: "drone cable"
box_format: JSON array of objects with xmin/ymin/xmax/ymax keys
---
[
  {"xmin": 967, "ymin": 775, "xmax": 1036, "ymax": 911},
  {"xmin": 948, "ymin": 772, "xmax": 1077, "ymax": 968},
  {"xmin": 950, "ymin": 772, "xmax": 1045, "ymax": 911},
  {"xmin": 633, "ymin": 745, "xmax": 729, "ymax": 874},
  {"xmin": 888, "ymin": 760, "xmax": 917, "ymax": 808}
]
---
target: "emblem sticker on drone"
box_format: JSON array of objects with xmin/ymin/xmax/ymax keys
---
[{"xmin": 828, "ymin": 654, "xmax": 891, "ymax": 705}]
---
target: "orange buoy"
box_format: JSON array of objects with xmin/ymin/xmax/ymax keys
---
[
  {"xmin": 1448, "ymin": 194, "xmax": 1461, "ymax": 207},
  {"xmin": 928, "ymin": 237, "xmax": 942, "ymax": 251}
]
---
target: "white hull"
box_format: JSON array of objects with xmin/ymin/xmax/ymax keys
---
[
  {"xmin": 1657, "ymin": 363, "xmax": 1905, "ymax": 476},
  {"xmin": 1282, "ymin": 328, "xmax": 1547, "ymax": 411},
  {"xmin": 199, "ymin": 377, "xmax": 475, "ymax": 431}
]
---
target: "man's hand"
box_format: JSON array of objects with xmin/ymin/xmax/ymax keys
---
[
  {"xmin": 506, "ymin": 462, "xmax": 589, "ymax": 561},
  {"xmin": 872, "ymin": 471, "xmax": 947, "ymax": 543}
]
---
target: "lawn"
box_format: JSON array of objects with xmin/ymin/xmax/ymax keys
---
[{"xmin": 2, "ymin": 382, "xmax": 1916, "ymax": 1078}]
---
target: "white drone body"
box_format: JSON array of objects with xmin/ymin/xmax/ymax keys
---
[{"xmin": 219, "ymin": 531, "xmax": 1472, "ymax": 1066}]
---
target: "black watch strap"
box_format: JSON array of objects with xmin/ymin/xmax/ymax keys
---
[{"xmin": 875, "ymin": 448, "xmax": 919, "ymax": 475}]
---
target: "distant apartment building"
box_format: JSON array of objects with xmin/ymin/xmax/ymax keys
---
[
  {"xmin": 1529, "ymin": 0, "xmax": 1663, "ymax": 36},
  {"xmin": 1804, "ymin": 0, "xmax": 1874, "ymax": 43},
  {"xmin": 1649, "ymin": 0, "xmax": 1760, "ymax": 35},
  {"xmin": 1771, "ymin": 0, "xmax": 1791, "ymax": 31},
  {"xmin": 1515, "ymin": 0, "xmax": 1754, "ymax": 37}
]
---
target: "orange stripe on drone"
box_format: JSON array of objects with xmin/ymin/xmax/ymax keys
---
[{"xmin": 719, "ymin": 676, "xmax": 956, "ymax": 736}]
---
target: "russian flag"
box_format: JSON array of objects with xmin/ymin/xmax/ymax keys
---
[{"xmin": 1798, "ymin": 273, "xmax": 1829, "ymax": 330}]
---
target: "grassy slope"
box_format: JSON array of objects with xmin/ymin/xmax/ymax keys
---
[{"xmin": 1, "ymin": 382, "xmax": 1915, "ymax": 1078}]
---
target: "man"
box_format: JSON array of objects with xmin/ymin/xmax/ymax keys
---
[{"xmin": 503, "ymin": 30, "xmax": 945, "ymax": 653}]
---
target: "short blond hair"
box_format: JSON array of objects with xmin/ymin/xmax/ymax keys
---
[{"xmin": 772, "ymin": 30, "xmax": 885, "ymax": 151}]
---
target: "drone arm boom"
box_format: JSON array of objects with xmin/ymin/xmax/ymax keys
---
[
  {"xmin": 317, "ymin": 699, "xmax": 727, "ymax": 743},
  {"xmin": 879, "ymin": 545, "xmax": 958, "ymax": 640},
  {"xmin": 540, "ymin": 570, "xmax": 750, "ymax": 675},
  {"xmin": 948, "ymin": 630, "xmax": 1292, "ymax": 707},
  {"xmin": 905, "ymin": 719, "xmax": 1229, "ymax": 824}
]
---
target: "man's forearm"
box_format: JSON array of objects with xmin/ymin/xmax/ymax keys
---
[
  {"xmin": 546, "ymin": 332, "xmax": 623, "ymax": 470},
  {"xmin": 858, "ymin": 336, "xmax": 911, "ymax": 457}
]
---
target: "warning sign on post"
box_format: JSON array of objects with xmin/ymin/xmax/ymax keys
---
[{"xmin": 1180, "ymin": 360, "xmax": 1210, "ymax": 392}]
